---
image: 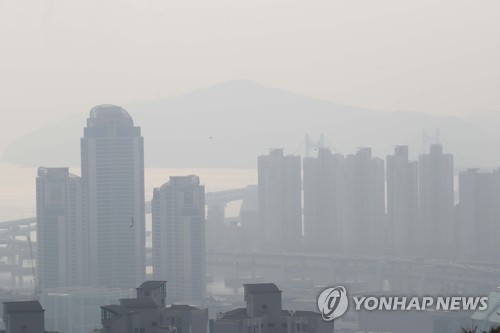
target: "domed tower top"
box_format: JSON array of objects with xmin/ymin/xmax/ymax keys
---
[{"xmin": 87, "ymin": 104, "xmax": 133, "ymax": 128}]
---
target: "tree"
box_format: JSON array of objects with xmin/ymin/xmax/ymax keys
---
[{"xmin": 460, "ymin": 327, "xmax": 500, "ymax": 333}]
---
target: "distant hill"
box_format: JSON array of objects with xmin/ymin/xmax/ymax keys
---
[{"xmin": 2, "ymin": 80, "xmax": 500, "ymax": 169}]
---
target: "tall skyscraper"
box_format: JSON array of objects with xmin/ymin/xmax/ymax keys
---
[
  {"xmin": 152, "ymin": 175, "xmax": 206, "ymax": 303},
  {"xmin": 457, "ymin": 169, "xmax": 496, "ymax": 259},
  {"xmin": 258, "ymin": 149, "xmax": 302, "ymax": 250},
  {"xmin": 303, "ymin": 148, "xmax": 345, "ymax": 253},
  {"xmin": 81, "ymin": 105, "xmax": 145, "ymax": 288},
  {"xmin": 36, "ymin": 167, "xmax": 88, "ymax": 288},
  {"xmin": 418, "ymin": 144, "xmax": 454, "ymax": 257},
  {"xmin": 386, "ymin": 146, "xmax": 418, "ymax": 256},
  {"xmin": 343, "ymin": 148, "xmax": 386, "ymax": 254}
]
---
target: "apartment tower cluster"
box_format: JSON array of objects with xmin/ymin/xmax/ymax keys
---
[
  {"xmin": 36, "ymin": 105, "xmax": 205, "ymax": 303},
  {"xmin": 258, "ymin": 145, "xmax": 500, "ymax": 259}
]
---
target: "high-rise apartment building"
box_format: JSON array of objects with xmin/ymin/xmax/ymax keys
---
[
  {"xmin": 258, "ymin": 149, "xmax": 302, "ymax": 250},
  {"xmin": 418, "ymin": 144, "xmax": 454, "ymax": 257},
  {"xmin": 81, "ymin": 105, "xmax": 145, "ymax": 288},
  {"xmin": 36, "ymin": 167, "xmax": 87, "ymax": 288},
  {"xmin": 457, "ymin": 169, "xmax": 499, "ymax": 259},
  {"xmin": 303, "ymin": 148, "xmax": 345, "ymax": 253},
  {"xmin": 152, "ymin": 176, "xmax": 205, "ymax": 303},
  {"xmin": 343, "ymin": 148, "xmax": 386, "ymax": 254},
  {"xmin": 386, "ymin": 146, "xmax": 418, "ymax": 256}
]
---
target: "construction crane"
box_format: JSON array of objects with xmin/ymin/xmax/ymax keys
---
[{"xmin": 27, "ymin": 236, "xmax": 40, "ymax": 298}]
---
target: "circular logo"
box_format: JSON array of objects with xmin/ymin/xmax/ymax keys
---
[{"xmin": 317, "ymin": 286, "xmax": 349, "ymax": 321}]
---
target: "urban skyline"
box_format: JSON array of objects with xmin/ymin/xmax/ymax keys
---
[
  {"xmin": 13, "ymin": 102, "xmax": 500, "ymax": 332},
  {"xmin": 2, "ymin": 1, "xmax": 500, "ymax": 332},
  {"xmin": 35, "ymin": 104, "xmax": 500, "ymax": 288}
]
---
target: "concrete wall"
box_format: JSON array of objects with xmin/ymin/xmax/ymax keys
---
[{"xmin": 5, "ymin": 312, "xmax": 45, "ymax": 333}]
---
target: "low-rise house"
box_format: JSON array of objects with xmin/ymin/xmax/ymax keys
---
[{"xmin": 212, "ymin": 283, "xmax": 334, "ymax": 333}]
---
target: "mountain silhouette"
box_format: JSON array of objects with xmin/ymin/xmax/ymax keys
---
[{"xmin": 2, "ymin": 80, "xmax": 499, "ymax": 169}]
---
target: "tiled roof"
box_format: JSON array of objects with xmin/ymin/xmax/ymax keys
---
[
  {"xmin": 138, "ymin": 281, "xmax": 167, "ymax": 290},
  {"xmin": 244, "ymin": 283, "xmax": 280, "ymax": 294},
  {"xmin": 3, "ymin": 301, "xmax": 44, "ymax": 313},
  {"xmin": 221, "ymin": 308, "xmax": 249, "ymax": 320}
]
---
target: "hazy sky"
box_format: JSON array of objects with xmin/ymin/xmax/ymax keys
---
[{"xmin": 1, "ymin": 0, "xmax": 499, "ymax": 153}]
